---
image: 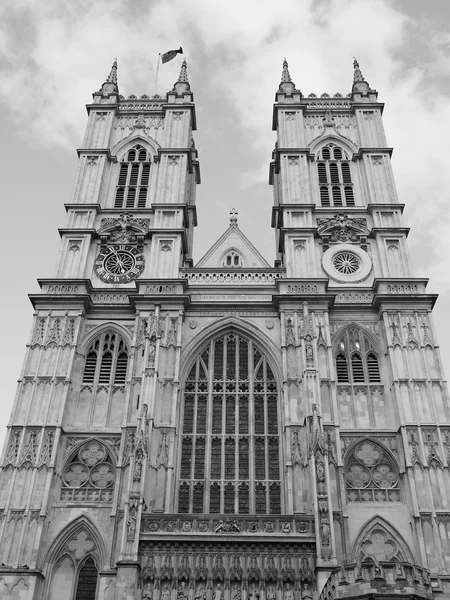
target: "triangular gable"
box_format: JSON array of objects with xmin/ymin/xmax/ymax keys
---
[{"xmin": 196, "ymin": 223, "xmax": 271, "ymax": 268}]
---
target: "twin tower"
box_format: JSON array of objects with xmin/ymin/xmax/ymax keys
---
[{"xmin": 0, "ymin": 57, "xmax": 448, "ymax": 600}]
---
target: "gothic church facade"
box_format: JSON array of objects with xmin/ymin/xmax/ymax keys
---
[{"xmin": 0, "ymin": 57, "xmax": 449, "ymax": 600}]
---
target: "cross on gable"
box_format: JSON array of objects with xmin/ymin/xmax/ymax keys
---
[{"xmin": 68, "ymin": 530, "xmax": 95, "ymax": 559}]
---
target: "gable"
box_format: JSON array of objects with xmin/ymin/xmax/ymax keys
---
[{"xmin": 195, "ymin": 224, "xmax": 271, "ymax": 268}]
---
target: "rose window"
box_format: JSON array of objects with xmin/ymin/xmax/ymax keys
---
[
  {"xmin": 60, "ymin": 441, "xmax": 116, "ymax": 502},
  {"xmin": 345, "ymin": 441, "xmax": 399, "ymax": 502},
  {"xmin": 333, "ymin": 252, "xmax": 360, "ymax": 274}
]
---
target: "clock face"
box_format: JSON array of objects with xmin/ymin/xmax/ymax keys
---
[{"xmin": 94, "ymin": 245, "xmax": 145, "ymax": 283}]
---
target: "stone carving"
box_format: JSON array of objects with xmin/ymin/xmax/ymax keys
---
[
  {"xmin": 19, "ymin": 430, "xmax": 38, "ymax": 468},
  {"xmin": 285, "ymin": 317, "xmax": 295, "ymax": 347},
  {"xmin": 291, "ymin": 430, "xmax": 303, "ymax": 467},
  {"xmin": 405, "ymin": 322, "xmax": 419, "ymax": 348},
  {"xmin": 4, "ymin": 430, "xmax": 21, "ymax": 467},
  {"xmin": 123, "ymin": 431, "xmax": 135, "ymax": 466},
  {"xmin": 320, "ymin": 517, "xmax": 331, "ymax": 546},
  {"xmin": 248, "ymin": 583, "xmax": 259, "ymax": 600},
  {"xmin": 282, "ymin": 556, "xmax": 295, "ymax": 581},
  {"xmin": 161, "ymin": 553, "xmax": 174, "ymax": 579},
  {"xmin": 213, "ymin": 555, "xmax": 226, "ymax": 580},
  {"xmin": 283, "ymin": 583, "xmax": 294, "ymax": 600},
  {"xmin": 142, "ymin": 554, "xmax": 157, "ymax": 581},
  {"xmin": 178, "ymin": 554, "xmax": 191, "ymax": 581},
  {"xmin": 184, "ymin": 271, "xmax": 281, "ymax": 284},
  {"xmin": 299, "ymin": 303, "xmax": 315, "ymax": 367},
  {"xmin": 421, "ymin": 321, "xmax": 433, "ymax": 346},
  {"xmin": 178, "ymin": 582, "xmax": 188, "ymax": 600},
  {"xmin": 142, "ymin": 583, "xmax": 153, "ymax": 599},
  {"xmin": 44, "ymin": 318, "xmax": 61, "ymax": 346},
  {"xmin": 61, "ymin": 318, "xmax": 75, "ymax": 346},
  {"xmin": 230, "ymin": 555, "xmax": 243, "ymax": 580},
  {"xmin": 264, "ymin": 557, "xmax": 277, "ymax": 582},
  {"xmin": 214, "ymin": 518, "xmax": 240, "ymax": 533},
  {"xmin": 317, "ymin": 214, "xmax": 369, "ymax": 251},
  {"xmin": 161, "ymin": 584, "xmax": 171, "ymax": 600},
  {"xmin": 231, "ymin": 584, "xmax": 241, "ymax": 600},
  {"xmin": 390, "ymin": 320, "xmax": 402, "ymax": 346},
  {"xmin": 266, "ymin": 586, "xmax": 276, "ymax": 600},
  {"xmin": 166, "ymin": 317, "xmax": 178, "ymax": 348},
  {"xmin": 156, "ymin": 430, "xmax": 169, "ymax": 468},
  {"xmin": 247, "ymin": 556, "xmax": 260, "ymax": 581},
  {"xmin": 195, "ymin": 585, "xmax": 207, "ymax": 600},
  {"xmin": 98, "ymin": 212, "xmax": 149, "ymax": 250},
  {"xmin": 133, "ymin": 405, "xmax": 149, "ymax": 482},
  {"xmin": 194, "ymin": 555, "xmax": 208, "ymax": 580},
  {"xmin": 127, "ymin": 492, "xmax": 140, "ymax": 540},
  {"xmin": 31, "ymin": 318, "xmax": 46, "ymax": 346},
  {"xmin": 213, "ymin": 583, "xmax": 223, "ymax": 600}
]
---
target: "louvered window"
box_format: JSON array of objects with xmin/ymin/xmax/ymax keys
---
[
  {"xmin": 316, "ymin": 144, "xmax": 355, "ymax": 206},
  {"xmin": 335, "ymin": 327, "xmax": 381, "ymax": 385},
  {"xmin": 82, "ymin": 332, "xmax": 129, "ymax": 386},
  {"xmin": 114, "ymin": 145, "xmax": 151, "ymax": 208},
  {"xmin": 178, "ymin": 334, "xmax": 281, "ymax": 514}
]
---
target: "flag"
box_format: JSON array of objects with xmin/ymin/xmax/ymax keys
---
[{"xmin": 161, "ymin": 47, "xmax": 183, "ymax": 64}]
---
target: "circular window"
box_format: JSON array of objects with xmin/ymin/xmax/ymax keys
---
[
  {"xmin": 322, "ymin": 243, "xmax": 372, "ymax": 284},
  {"xmin": 333, "ymin": 252, "xmax": 360, "ymax": 274}
]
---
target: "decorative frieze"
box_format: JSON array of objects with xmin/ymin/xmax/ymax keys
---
[
  {"xmin": 183, "ymin": 272, "xmax": 282, "ymax": 284},
  {"xmin": 140, "ymin": 515, "xmax": 314, "ymax": 536}
]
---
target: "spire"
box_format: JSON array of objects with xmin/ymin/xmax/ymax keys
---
[
  {"xmin": 173, "ymin": 58, "xmax": 191, "ymax": 94},
  {"xmin": 281, "ymin": 58, "xmax": 291, "ymax": 83},
  {"xmin": 107, "ymin": 59, "xmax": 118, "ymax": 85},
  {"xmin": 351, "ymin": 57, "xmax": 375, "ymax": 98},
  {"xmin": 277, "ymin": 57, "xmax": 300, "ymax": 97},
  {"xmin": 97, "ymin": 58, "xmax": 119, "ymax": 98},
  {"xmin": 178, "ymin": 59, "xmax": 189, "ymax": 83},
  {"xmin": 353, "ymin": 58, "xmax": 364, "ymax": 84}
]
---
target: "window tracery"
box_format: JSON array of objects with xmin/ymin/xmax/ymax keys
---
[
  {"xmin": 83, "ymin": 332, "xmax": 128, "ymax": 386},
  {"xmin": 222, "ymin": 251, "xmax": 244, "ymax": 268},
  {"xmin": 317, "ymin": 144, "xmax": 355, "ymax": 207},
  {"xmin": 335, "ymin": 327, "xmax": 380, "ymax": 384},
  {"xmin": 178, "ymin": 333, "xmax": 281, "ymax": 514},
  {"xmin": 60, "ymin": 440, "xmax": 115, "ymax": 502},
  {"xmin": 114, "ymin": 145, "xmax": 151, "ymax": 209},
  {"xmin": 345, "ymin": 441, "xmax": 400, "ymax": 502}
]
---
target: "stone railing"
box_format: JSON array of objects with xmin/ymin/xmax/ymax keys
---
[{"xmin": 181, "ymin": 271, "xmax": 284, "ymax": 285}]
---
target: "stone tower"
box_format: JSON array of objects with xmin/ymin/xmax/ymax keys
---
[{"xmin": 0, "ymin": 57, "xmax": 449, "ymax": 600}]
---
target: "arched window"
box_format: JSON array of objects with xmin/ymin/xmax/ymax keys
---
[
  {"xmin": 75, "ymin": 557, "xmax": 98, "ymax": 600},
  {"xmin": 222, "ymin": 250, "xmax": 244, "ymax": 268},
  {"xmin": 335, "ymin": 327, "xmax": 381, "ymax": 383},
  {"xmin": 178, "ymin": 333, "xmax": 281, "ymax": 514},
  {"xmin": 345, "ymin": 440, "xmax": 400, "ymax": 502},
  {"xmin": 82, "ymin": 332, "xmax": 129, "ymax": 385},
  {"xmin": 60, "ymin": 440, "xmax": 116, "ymax": 502},
  {"xmin": 114, "ymin": 145, "xmax": 151, "ymax": 209},
  {"xmin": 316, "ymin": 144, "xmax": 355, "ymax": 207}
]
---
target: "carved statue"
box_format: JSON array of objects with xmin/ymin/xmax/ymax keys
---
[
  {"xmin": 302, "ymin": 583, "xmax": 312, "ymax": 600},
  {"xmin": 195, "ymin": 585, "xmax": 206, "ymax": 600},
  {"xmin": 321, "ymin": 517, "xmax": 331, "ymax": 547},
  {"xmin": 266, "ymin": 587, "xmax": 276, "ymax": 600},
  {"xmin": 283, "ymin": 584, "xmax": 293, "ymax": 600},
  {"xmin": 162, "ymin": 585, "xmax": 171, "ymax": 600},
  {"xmin": 232, "ymin": 584, "xmax": 241, "ymax": 600},
  {"xmin": 178, "ymin": 582, "xmax": 188, "ymax": 600},
  {"xmin": 142, "ymin": 583, "xmax": 153, "ymax": 600},
  {"xmin": 248, "ymin": 584, "xmax": 259, "ymax": 600},
  {"xmin": 214, "ymin": 583, "xmax": 223, "ymax": 600}
]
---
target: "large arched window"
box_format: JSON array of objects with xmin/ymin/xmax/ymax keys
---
[
  {"xmin": 114, "ymin": 145, "xmax": 151, "ymax": 209},
  {"xmin": 317, "ymin": 144, "xmax": 355, "ymax": 207},
  {"xmin": 345, "ymin": 440, "xmax": 400, "ymax": 502},
  {"xmin": 83, "ymin": 332, "xmax": 128, "ymax": 385},
  {"xmin": 335, "ymin": 327, "xmax": 380, "ymax": 384},
  {"xmin": 178, "ymin": 333, "xmax": 281, "ymax": 514}
]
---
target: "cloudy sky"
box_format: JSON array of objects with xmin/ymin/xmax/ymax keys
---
[{"xmin": 0, "ymin": 0, "xmax": 449, "ymax": 449}]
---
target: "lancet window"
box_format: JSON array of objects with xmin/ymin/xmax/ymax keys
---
[
  {"xmin": 345, "ymin": 440, "xmax": 400, "ymax": 502},
  {"xmin": 178, "ymin": 333, "xmax": 281, "ymax": 514},
  {"xmin": 335, "ymin": 327, "xmax": 380, "ymax": 384},
  {"xmin": 222, "ymin": 250, "xmax": 244, "ymax": 267},
  {"xmin": 317, "ymin": 144, "xmax": 355, "ymax": 207},
  {"xmin": 114, "ymin": 145, "xmax": 151, "ymax": 209},
  {"xmin": 82, "ymin": 332, "xmax": 128, "ymax": 386}
]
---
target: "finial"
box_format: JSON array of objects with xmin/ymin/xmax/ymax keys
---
[
  {"xmin": 230, "ymin": 208, "xmax": 238, "ymax": 225},
  {"xmin": 281, "ymin": 58, "xmax": 292, "ymax": 83},
  {"xmin": 106, "ymin": 59, "xmax": 118, "ymax": 85},
  {"xmin": 178, "ymin": 59, "xmax": 189, "ymax": 83},
  {"xmin": 353, "ymin": 57, "xmax": 365, "ymax": 83}
]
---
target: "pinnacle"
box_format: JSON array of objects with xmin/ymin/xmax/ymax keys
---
[
  {"xmin": 353, "ymin": 57, "xmax": 365, "ymax": 83},
  {"xmin": 178, "ymin": 59, "xmax": 189, "ymax": 83},
  {"xmin": 281, "ymin": 58, "xmax": 292, "ymax": 83},
  {"xmin": 106, "ymin": 59, "xmax": 118, "ymax": 85}
]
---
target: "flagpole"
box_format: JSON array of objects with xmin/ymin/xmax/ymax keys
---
[{"xmin": 153, "ymin": 54, "xmax": 161, "ymax": 96}]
